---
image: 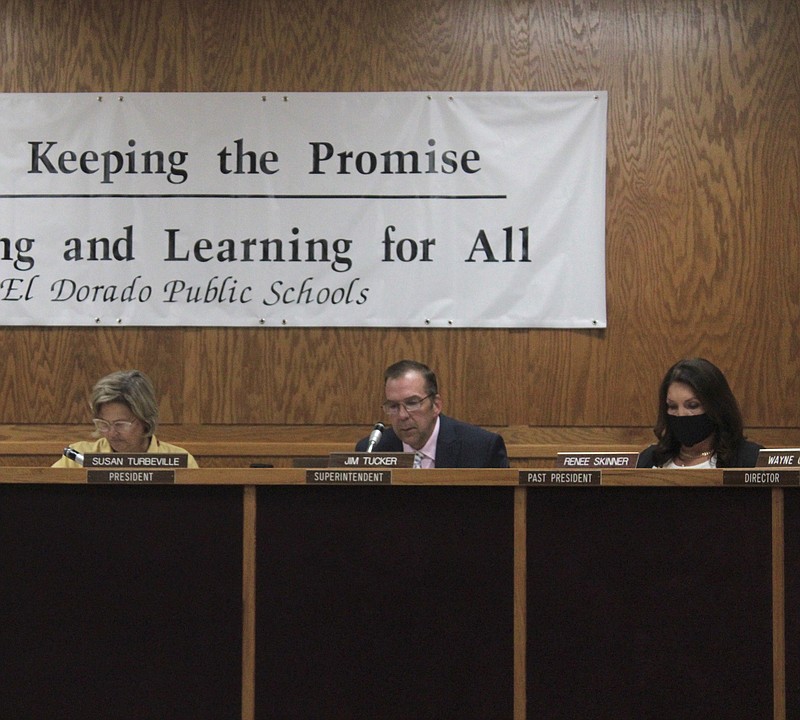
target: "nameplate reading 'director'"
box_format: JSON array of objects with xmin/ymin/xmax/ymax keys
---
[
  {"xmin": 556, "ymin": 452, "xmax": 640, "ymax": 468},
  {"xmin": 723, "ymin": 470, "xmax": 800, "ymax": 487},
  {"xmin": 88, "ymin": 470, "xmax": 176, "ymax": 484},
  {"xmin": 327, "ymin": 452, "xmax": 415, "ymax": 468},
  {"xmin": 82, "ymin": 453, "xmax": 189, "ymax": 468},
  {"xmin": 519, "ymin": 470, "xmax": 602, "ymax": 486},
  {"xmin": 756, "ymin": 449, "xmax": 800, "ymax": 467},
  {"xmin": 306, "ymin": 469, "xmax": 392, "ymax": 485}
]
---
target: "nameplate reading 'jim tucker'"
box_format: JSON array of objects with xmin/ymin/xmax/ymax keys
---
[
  {"xmin": 87, "ymin": 470, "xmax": 176, "ymax": 484},
  {"xmin": 723, "ymin": 470, "xmax": 800, "ymax": 487},
  {"xmin": 306, "ymin": 469, "xmax": 392, "ymax": 485},
  {"xmin": 328, "ymin": 452, "xmax": 415, "ymax": 468},
  {"xmin": 520, "ymin": 470, "xmax": 601, "ymax": 486},
  {"xmin": 83, "ymin": 453, "xmax": 189, "ymax": 468},
  {"xmin": 556, "ymin": 452, "xmax": 639, "ymax": 468},
  {"xmin": 756, "ymin": 449, "xmax": 800, "ymax": 467}
]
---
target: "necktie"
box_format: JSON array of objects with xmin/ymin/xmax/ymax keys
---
[{"xmin": 413, "ymin": 451, "xmax": 424, "ymax": 469}]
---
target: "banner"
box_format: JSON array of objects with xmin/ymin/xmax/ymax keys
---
[{"xmin": 0, "ymin": 92, "xmax": 607, "ymax": 327}]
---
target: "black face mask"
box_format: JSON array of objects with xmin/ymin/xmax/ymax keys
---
[{"xmin": 666, "ymin": 413, "xmax": 716, "ymax": 447}]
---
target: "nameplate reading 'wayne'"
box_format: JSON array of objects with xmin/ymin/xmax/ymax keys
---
[
  {"xmin": 520, "ymin": 470, "xmax": 602, "ymax": 486},
  {"xmin": 328, "ymin": 452, "xmax": 415, "ymax": 468},
  {"xmin": 756, "ymin": 449, "xmax": 800, "ymax": 467},
  {"xmin": 83, "ymin": 453, "xmax": 189, "ymax": 468},
  {"xmin": 556, "ymin": 452, "xmax": 639, "ymax": 468},
  {"xmin": 723, "ymin": 470, "xmax": 800, "ymax": 487}
]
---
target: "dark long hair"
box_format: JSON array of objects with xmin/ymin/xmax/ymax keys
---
[{"xmin": 650, "ymin": 358, "xmax": 745, "ymax": 467}]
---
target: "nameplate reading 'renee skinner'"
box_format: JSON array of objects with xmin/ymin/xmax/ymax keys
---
[
  {"xmin": 556, "ymin": 452, "xmax": 640, "ymax": 468},
  {"xmin": 519, "ymin": 470, "xmax": 601, "ymax": 486}
]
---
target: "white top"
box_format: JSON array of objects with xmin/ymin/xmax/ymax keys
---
[{"xmin": 662, "ymin": 455, "xmax": 717, "ymax": 469}]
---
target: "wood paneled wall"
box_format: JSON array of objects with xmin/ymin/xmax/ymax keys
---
[{"xmin": 1, "ymin": 0, "xmax": 798, "ymax": 431}]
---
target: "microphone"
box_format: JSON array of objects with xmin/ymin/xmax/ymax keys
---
[
  {"xmin": 366, "ymin": 422, "xmax": 385, "ymax": 452},
  {"xmin": 63, "ymin": 447, "xmax": 85, "ymax": 466}
]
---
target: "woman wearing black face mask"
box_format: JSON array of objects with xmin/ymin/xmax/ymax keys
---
[{"xmin": 637, "ymin": 358, "xmax": 763, "ymax": 468}]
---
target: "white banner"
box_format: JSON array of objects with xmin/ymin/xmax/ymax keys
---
[{"xmin": 0, "ymin": 92, "xmax": 607, "ymax": 327}]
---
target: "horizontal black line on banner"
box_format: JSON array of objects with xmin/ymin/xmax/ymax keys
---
[{"xmin": 0, "ymin": 193, "xmax": 507, "ymax": 200}]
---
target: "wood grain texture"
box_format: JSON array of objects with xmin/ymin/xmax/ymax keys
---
[{"xmin": 0, "ymin": 0, "xmax": 797, "ymax": 431}]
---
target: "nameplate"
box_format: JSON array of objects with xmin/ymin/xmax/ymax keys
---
[
  {"xmin": 520, "ymin": 470, "xmax": 601, "ymax": 486},
  {"xmin": 306, "ymin": 469, "xmax": 392, "ymax": 484},
  {"xmin": 723, "ymin": 470, "xmax": 800, "ymax": 487},
  {"xmin": 83, "ymin": 453, "xmax": 189, "ymax": 468},
  {"xmin": 556, "ymin": 452, "xmax": 639, "ymax": 468},
  {"xmin": 87, "ymin": 470, "xmax": 176, "ymax": 484},
  {"xmin": 328, "ymin": 452, "xmax": 415, "ymax": 468},
  {"xmin": 756, "ymin": 449, "xmax": 800, "ymax": 467}
]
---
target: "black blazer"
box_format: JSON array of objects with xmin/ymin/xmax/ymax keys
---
[
  {"xmin": 355, "ymin": 414, "xmax": 509, "ymax": 469},
  {"xmin": 637, "ymin": 439, "xmax": 763, "ymax": 468}
]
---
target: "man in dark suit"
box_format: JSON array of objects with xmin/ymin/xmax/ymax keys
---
[{"xmin": 355, "ymin": 359, "xmax": 509, "ymax": 468}]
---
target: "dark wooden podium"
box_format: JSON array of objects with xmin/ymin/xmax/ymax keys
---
[{"xmin": 0, "ymin": 467, "xmax": 796, "ymax": 719}]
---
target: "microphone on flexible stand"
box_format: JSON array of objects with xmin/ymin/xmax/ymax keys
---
[
  {"xmin": 366, "ymin": 422, "xmax": 385, "ymax": 452},
  {"xmin": 62, "ymin": 447, "xmax": 85, "ymax": 466}
]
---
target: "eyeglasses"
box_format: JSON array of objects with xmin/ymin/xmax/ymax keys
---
[
  {"xmin": 93, "ymin": 418, "xmax": 136, "ymax": 434},
  {"xmin": 381, "ymin": 393, "xmax": 435, "ymax": 416}
]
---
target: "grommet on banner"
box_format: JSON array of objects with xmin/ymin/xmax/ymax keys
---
[
  {"xmin": 94, "ymin": 317, "xmax": 101, "ymax": 324},
  {"xmin": 259, "ymin": 318, "xmax": 265, "ymax": 325},
  {"xmin": 115, "ymin": 318, "xmax": 122, "ymax": 324}
]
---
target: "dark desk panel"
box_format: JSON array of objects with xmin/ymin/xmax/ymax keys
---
[
  {"xmin": 527, "ymin": 487, "xmax": 773, "ymax": 720},
  {"xmin": 0, "ymin": 484, "xmax": 243, "ymax": 720},
  {"xmin": 255, "ymin": 485, "xmax": 515, "ymax": 720},
  {"xmin": 785, "ymin": 491, "xmax": 800, "ymax": 720}
]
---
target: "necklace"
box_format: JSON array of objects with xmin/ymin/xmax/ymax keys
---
[{"xmin": 678, "ymin": 448, "xmax": 714, "ymax": 461}]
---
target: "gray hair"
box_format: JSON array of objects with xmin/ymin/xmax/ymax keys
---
[{"xmin": 91, "ymin": 369, "xmax": 159, "ymax": 436}]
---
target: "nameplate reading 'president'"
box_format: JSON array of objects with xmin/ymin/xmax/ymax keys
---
[
  {"xmin": 327, "ymin": 452, "xmax": 415, "ymax": 468},
  {"xmin": 87, "ymin": 469, "xmax": 176, "ymax": 484},
  {"xmin": 556, "ymin": 452, "xmax": 639, "ymax": 468}
]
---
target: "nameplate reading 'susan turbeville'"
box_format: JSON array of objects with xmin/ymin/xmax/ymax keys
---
[
  {"xmin": 556, "ymin": 452, "xmax": 639, "ymax": 468},
  {"xmin": 519, "ymin": 470, "xmax": 601, "ymax": 486},
  {"xmin": 87, "ymin": 470, "xmax": 176, "ymax": 484},
  {"xmin": 723, "ymin": 470, "xmax": 800, "ymax": 487},
  {"xmin": 83, "ymin": 453, "xmax": 188, "ymax": 468}
]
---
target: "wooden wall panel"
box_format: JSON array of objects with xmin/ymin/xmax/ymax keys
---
[{"xmin": 0, "ymin": 0, "xmax": 798, "ymax": 432}]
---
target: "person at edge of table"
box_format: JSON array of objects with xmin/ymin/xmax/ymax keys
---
[
  {"xmin": 355, "ymin": 359, "xmax": 509, "ymax": 468},
  {"xmin": 52, "ymin": 369, "xmax": 199, "ymax": 468},
  {"xmin": 637, "ymin": 357, "xmax": 762, "ymax": 469}
]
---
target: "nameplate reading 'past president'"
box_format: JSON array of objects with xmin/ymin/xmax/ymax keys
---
[{"xmin": 520, "ymin": 470, "xmax": 602, "ymax": 486}]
